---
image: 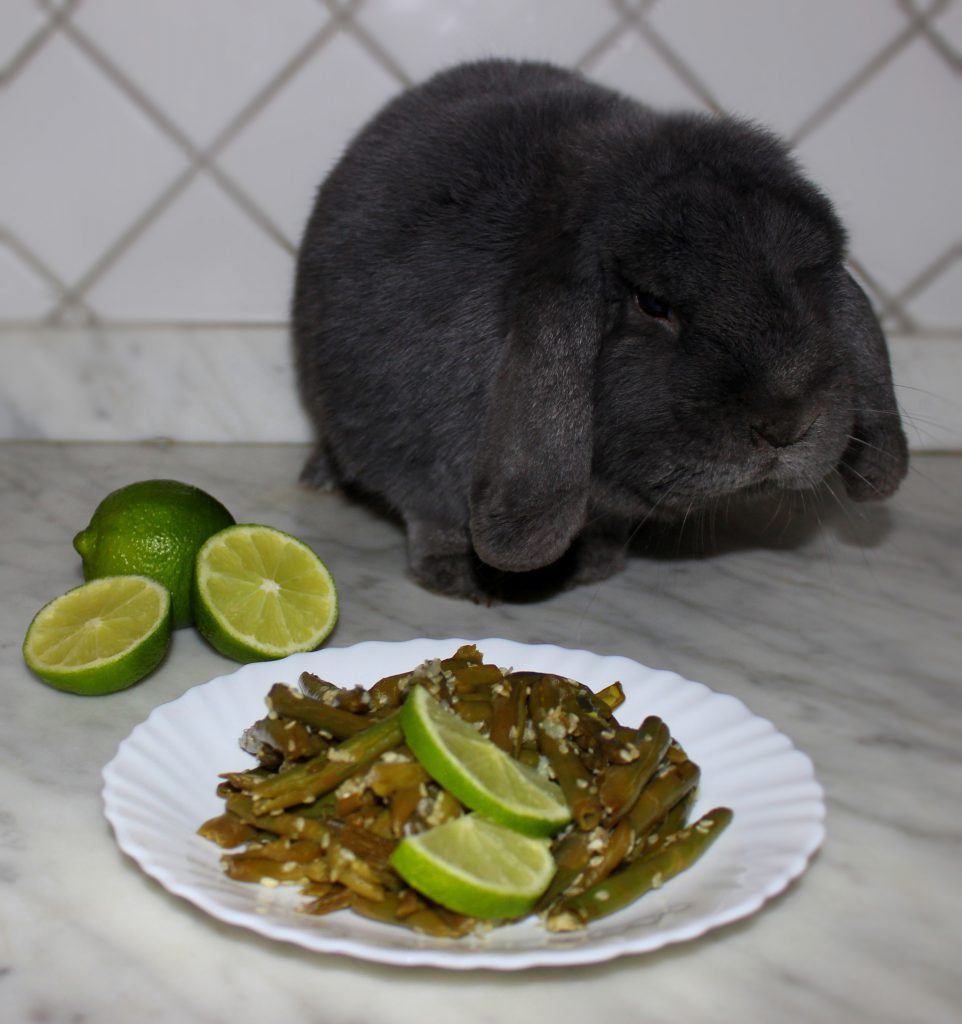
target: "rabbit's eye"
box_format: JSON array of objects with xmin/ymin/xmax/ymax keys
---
[{"xmin": 635, "ymin": 290, "xmax": 672, "ymax": 321}]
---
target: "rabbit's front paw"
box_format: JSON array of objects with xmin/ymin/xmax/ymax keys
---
[
  {"xmin": 839, "ymin": 418, "xmax": 909, "ymax": 501},
  {"xmin": 568, "ymin": 520, "xmax": 629, "ymax": 586},
  {"xmin": 406, "ymin": 519, "xmax": 490, "ymax": 600}
]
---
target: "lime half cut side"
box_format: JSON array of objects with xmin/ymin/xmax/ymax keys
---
[
  {"xmin": 399, "ymin": 685, "xmax": 571, "ymax": 837},
  {"xmin": 193, "ymin": 524, "xmax": 338, "ymax": 662},
  {"xmin": 390, "ymin": 813, "xmax": 555, "ymax": 920},
  {"xmin": 23, "ymin": 575, "xmax": 172, "ymax": 695}
]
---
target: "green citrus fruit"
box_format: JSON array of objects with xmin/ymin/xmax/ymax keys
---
[
  {"xmin": 23, "ymin": 575, "xmax": 172, "ymax": 695},
  {"xmin": 73, "ymin": 479, "xmax": 235, "ymax": 629},
  {"xmin": 390, "ymin": 813, "xmax": 555, "ymax": 920},
  {"xmin": 192, "ymin": 523, "xmax": 338, "ymax": 662},
  {"xmin": 399, "ymin": 685, "xmax": 572, "ymax": 838}
]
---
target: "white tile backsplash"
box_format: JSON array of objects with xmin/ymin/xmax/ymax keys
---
[
  {"xmin": 0, "ymin": 0, "xmax": 46, "ymax": 72},
  {"xmin": 584, "ymin": 22, "xmax": 716, "ymax": 111},
  {"xmin": 795, "ymin": 32, "xmax": 962, "ymax": 307},
  {"xmin": 84, "ymin": 174, "xmax": 295, "ymax": 321},
  {"xmin": 1, "ymin": 30, "xmax": 188, "ymax": 283},
  {"xmin": 1, "ymin": 0, "xmax": 960, "ymax": 448},
  {"xmin": 71, "ymin": 0, "xmax": 330, "ymax": 147},
  {"xmin": 645, "ymin": 0, "xmax": 908, "ymax": 134},
  {"xmin": 353, "ymin": 0, "xmax": 622, "ymax": 79},
  {"xmin": 218, "ymin": 29, "xmax": 403, "ymax": 247}
]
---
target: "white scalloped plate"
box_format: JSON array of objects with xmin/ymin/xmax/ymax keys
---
[{"xmin": 102, "ymin": 638, "xmax": 824, "ymax": 970}]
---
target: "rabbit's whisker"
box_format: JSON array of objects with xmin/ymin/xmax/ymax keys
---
[{"xmin": 844, "ymin": 433, "xmax": 896, "ymax": 458}]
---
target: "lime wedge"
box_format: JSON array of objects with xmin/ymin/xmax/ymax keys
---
[
  {"xmin": 399, "ymin": 685, "xmax": 571, "ymax": 837},
  {"xmin": 390, "ymin": 813, "xmax": 555, "ymax": 920},
  {"xmin": 23, "ymin": 575, "xmax": 172, "ymax": 695},
  {"xmin": 193, "ymin": 524, "xmax": 338, "ymax": 662}
]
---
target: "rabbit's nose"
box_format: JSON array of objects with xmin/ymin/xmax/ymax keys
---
[{"xmin": 750, "ymin": 409, "xmax": 820, "ymax": 449}]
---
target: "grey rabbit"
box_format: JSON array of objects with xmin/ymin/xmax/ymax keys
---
[{"xmin": 293, "ymin": 59, "xmax": 908, "ymax": 599}]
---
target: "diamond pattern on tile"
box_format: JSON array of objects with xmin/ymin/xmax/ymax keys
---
[
  {"xmin": 0, "ymin": 0, "xmax": 959, "ymax": 445},
  {"xmin": 219, "ymin": 30, "xmax": 403, "ymax": 248},
  {"xmin": 795, "ymin": 34, "xmax": 962, "ymax": 310},
  {"xmin": 354, "ymin": 0, "xmax": 623, "ymax": 82},
  {"xmin": 84, "ymin": 174, "xmax": 294, "ymax": 321},
  {"xmin": 71, "ymin": 0, "xmax": 331, "ymax": 148},
  {"xmin": 0, "ymin": 31, "xmax": 189, "ymax": 283},
  {"xmin": 644, "ymin": 0, "xmax": 909, "ymax": 137}
]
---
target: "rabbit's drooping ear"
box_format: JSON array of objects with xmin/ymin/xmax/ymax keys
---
[
  {"xmin": 835, "ymin": 272, "xmax": 909, "ymax": 500},
  {"xmin": 469, "ymin": 267, "xmax": 605, "ymax": 574}
]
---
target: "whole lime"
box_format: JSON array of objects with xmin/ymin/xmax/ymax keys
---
[{"xmin": 73, "ymin": 479, "xmax": 235, "ymax": 629}]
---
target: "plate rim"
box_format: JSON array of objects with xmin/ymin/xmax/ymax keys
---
[{"xmin": 102, "ymin": 636, "xmax": 826, "ymax": 970}]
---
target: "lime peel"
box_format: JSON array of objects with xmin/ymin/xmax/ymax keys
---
[
  {"xmin": 23, "ymin": 575, "xmax": 172, "ymax": 695},
  {"xmin": 389, "ymin": 813, "xmax": 555, "ymax": 920},
  {"xmin": 399, "ymin": 684, "xmax": 571, "ymax": 838},
  {"xmin": 73, "ymin": 478, "xmax": 234, "ymax": 629},
  {"xmin": 193, "ymin": 524, "xmax": 338, "ymax": 662}
]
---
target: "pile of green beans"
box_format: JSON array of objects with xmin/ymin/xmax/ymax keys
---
[{"xmin": 198, "ymin": 645, "xmax": 732, "ymax": 936}]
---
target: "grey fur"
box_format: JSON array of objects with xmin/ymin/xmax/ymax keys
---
[{"xmin": 293, "ymin": 60, "xmax": 908, "ymax": 598}]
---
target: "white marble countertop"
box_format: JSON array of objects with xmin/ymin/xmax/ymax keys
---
[{"xmin": 1, "ymin": 441, "xmax": 960, "ymax": 1023}]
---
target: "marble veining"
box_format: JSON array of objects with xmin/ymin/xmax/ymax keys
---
[{"xmin": 1, "ymin": 441, "xmax": 960, "ymax": 1023}]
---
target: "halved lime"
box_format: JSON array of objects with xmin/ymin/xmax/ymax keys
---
[
  {"xmin": 399, "ymin": 685, "xmax": 571, "ymax": 837},
  {"xmin": 390, "ymin": 813, "xmax": 555, "ymax": 920},
  {"xmin": 192, "ymin": 524, "xmax": 338, "ymax": 662},
  {"xmin": 23, "ymin": 575, "xmax": 172, "ymax": 695}
]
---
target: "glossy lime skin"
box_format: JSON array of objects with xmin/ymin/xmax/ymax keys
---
[{"xmin": 73, "ymin": 479, "xmax": 234, "ymax": 629}]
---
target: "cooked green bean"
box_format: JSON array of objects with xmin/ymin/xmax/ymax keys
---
[
  {"xmin": 598, "ymin": 716, "xmax": 670, "ymax": 824},
  {"xmin": 626, "ymin": 758, "xmax": 701, "ymax": 841},
  {"xmin": 200, "ymin": 647, "xmax": 733, "ymax": 938},
  {"xmin": 249, "ymin": 713, "xmax": 403, "ymax": 813},
  {"xmin": 265, "ymin": 683, "xmax": 375, "ymax": 738},
  {"xmin": 349, "ymin": 890, "xmax": 476, "ymax": 938},
  {"xmin": 545, "ymin": 807, "xmax": 734, "ymax": 930},
  {"xmin": 488, "ymin": 673, "xmax": 529, "ymax": 757},
  {"xmin": 528, "ymin": 676, "xmax": 603, "ymax": 831}
]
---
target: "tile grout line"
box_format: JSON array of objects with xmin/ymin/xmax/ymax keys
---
[
  {"xmin": 0, "ymin": 0, "xmax": 79, "ymax": 87},
  {"xmin": 0, "ymin": 226, "xmax": 97, "ymax": 323},
  {"xmin": 327, "ymin": 0, "xmax": 415, "ymax": 87},
  {"xmin": 614, "ymin": 0, "xmax": 726, "ymax": 113},
  {"xmin": 44, "ymin": 13, "xmax": 347, "ymax": 321},
  {"xmin": 848, "ymin": 256, "xmax": 917, "ymax": 334},
  {"xmin": 900, "ymin": 0, "xmax": 962, "ymax": 70},
  {"xmin": 888, "ymin": 242, "xmax": 962, "ymax": 314},
  {"xmin": 788, "ymin": 0, "xmax": 944, "ymax": 146},
  {"xmin": 574, "ymin": 0, "xmax": 640, "ymax": 73}
]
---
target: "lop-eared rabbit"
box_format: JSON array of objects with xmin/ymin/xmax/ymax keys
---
[{"xmin": 294, "ymin": 60, "xmax": 908, "ymax": 598}]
